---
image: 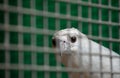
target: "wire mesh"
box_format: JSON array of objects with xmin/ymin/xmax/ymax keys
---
[{"xmin": 0, "ymin": 0, "xmax": 120, "ymax": 78}]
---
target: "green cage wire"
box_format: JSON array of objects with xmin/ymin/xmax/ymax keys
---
[{"xmin": 0, "ymin": 0, "xmax": 120, "ymax": 78}]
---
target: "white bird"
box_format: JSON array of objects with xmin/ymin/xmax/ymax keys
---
[{"xmin": 52, "ymin": 28, "xmax": 120, "ymax": 78}]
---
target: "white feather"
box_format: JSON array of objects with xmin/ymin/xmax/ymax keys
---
[{"xmin": 52, "ymin": 28, "xmax": 120, "ymax": 78}]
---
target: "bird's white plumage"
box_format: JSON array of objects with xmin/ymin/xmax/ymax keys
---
[{"xmin": 52, "ymin": 28, "xmax": 120, "ymax": 78}]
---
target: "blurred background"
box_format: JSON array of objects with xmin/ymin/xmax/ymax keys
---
[{"xmin": 0, "ymin": 0, "xmax": 120, "ymax": 78}]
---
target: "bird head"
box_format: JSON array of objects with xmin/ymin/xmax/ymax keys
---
[{"xmin": 52, "ymin": 28, "xmax": 87, "ymax": 56}]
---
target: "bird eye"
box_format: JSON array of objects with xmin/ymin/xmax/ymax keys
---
[
  {"xmin": 52, "ymin": 38, "xmax": 56, "ymax": 47},
  {"xmin": 70, "ymin": 36, "xmax": 76, "ymax": 43}
]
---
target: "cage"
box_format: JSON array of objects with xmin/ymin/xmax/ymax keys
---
[{"xmin": 0, "ymin": 0, "xmax": 120, "ymax": 78}]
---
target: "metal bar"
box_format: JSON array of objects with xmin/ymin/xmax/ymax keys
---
[
  {"xmin": 55, "ymin": 1, "xmax": 61, "ymax": 78},
  {"xmin": 99, "ymin": 5, "xmax": 103, "ymax": 78},
  {"xmin": 98, "ymin": 0, "xmax": 103, "ymax": 78},
  {"xmin": 43, "ymin": 1, "xmax": 49, "ymax": 78},
  {"xmin": 108, "ymin": 0, "xmax": 113, "ymax": 77},
  {"xmin": 78, "ymin": 0, "xmax": 82, "ymax": 32},
  {"xmin": 1, "ymin": 44, "xmax": 120, "ymax": 58},
  {"xmin": 0, "ymin": 64, "xmax": 120, "ymax": 74},
  {"xmin": 66, "ymin": 0, "xmax": 71, "ymax": 28},
  {"xmin": 0, "ymin": 25, "xmax": 119, "ymax": 42},
  {"xmin": 88, "ymin": 0, "xmax": 92, "ymax": 77},
  {"xmin": 18, "ymin": 0, "xmax": 23, "ymax": 78},
  {"xmin": 31, "ymin": 0, "xmax": 36, "ymax": 78},
  {"xmin": 66, "ymin": 0, "xmax": 72, "ymax": 70},
  {"xmin": 4, "ymin": 0, "xmax": 10, "ymax": 78},
  {"xmin": 119, "ymin": 1, "xmax": 120, "ymax": 76},
  {"xmin": 77, "ymin": 1, "xmax": 83, "ymax": 77},
  {"xmin": 0, "ymin": 25, "xmax": 54, "ymax": 35},
  {"xmin": 55, "ymin": 1, "xmax": 60, "ymax": 30}
]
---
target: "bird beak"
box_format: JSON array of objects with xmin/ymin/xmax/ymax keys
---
[{"xmin": 52, "ymin": 37, "xmax": 62, "ymax": 56}]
